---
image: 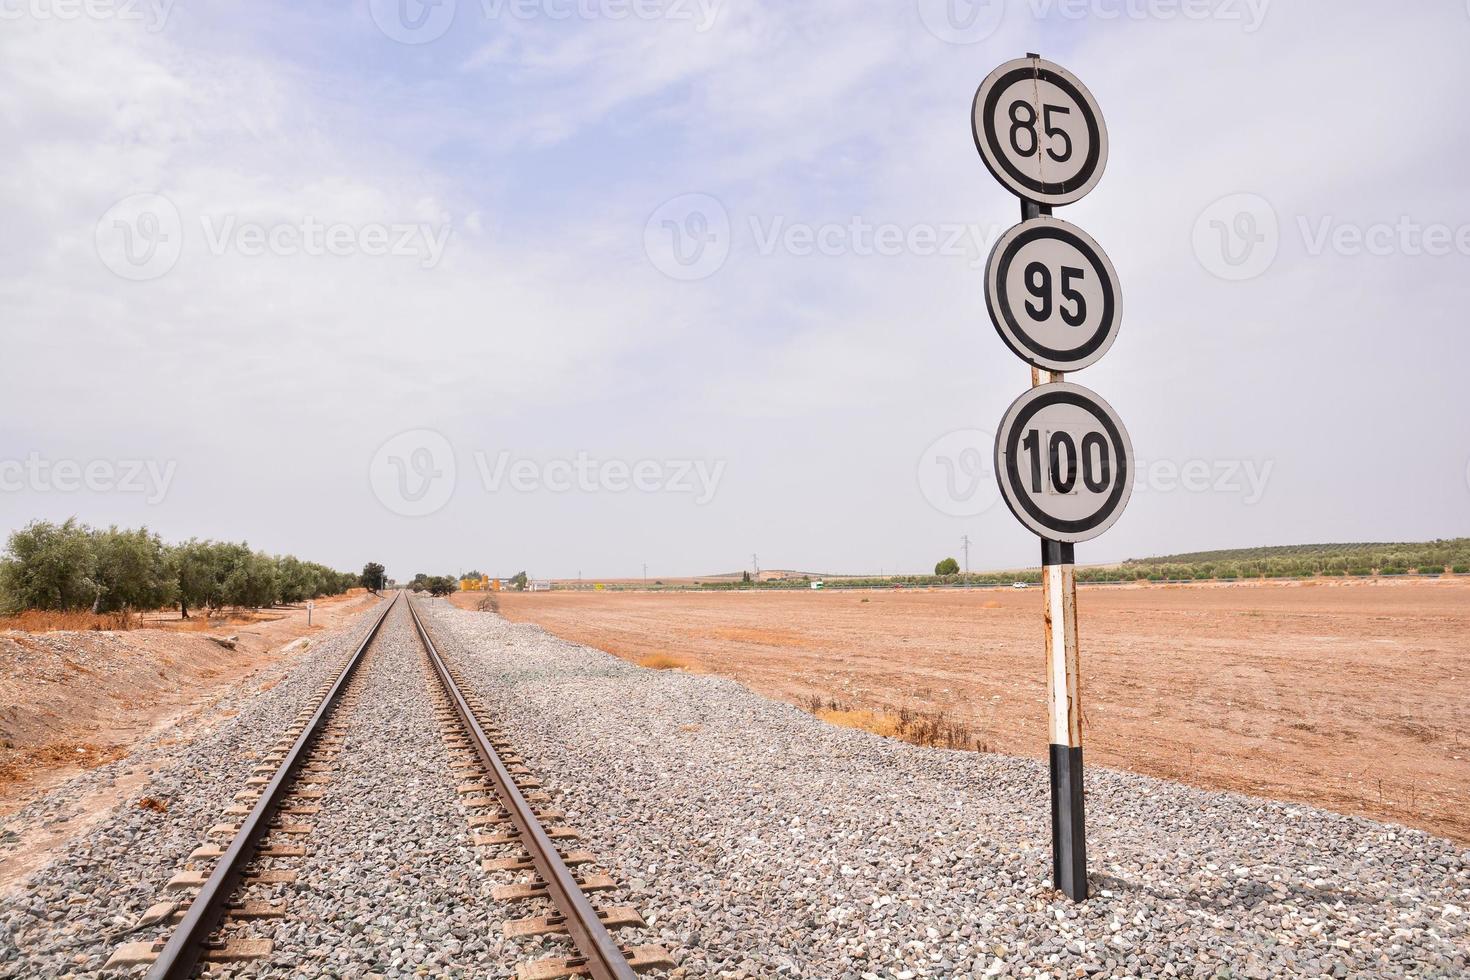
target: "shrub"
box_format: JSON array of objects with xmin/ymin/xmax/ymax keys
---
[{"xmin": 637, "ymin": 653, "xmax": 691, "ymax": 670}]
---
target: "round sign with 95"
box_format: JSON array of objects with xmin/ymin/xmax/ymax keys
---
[{"xmin": 985, "ymin": 216, "xmax": 1121, "ymax": 373}]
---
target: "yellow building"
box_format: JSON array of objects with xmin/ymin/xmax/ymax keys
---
[{"xmin": 459, "ymin": 574, "xmax": 491, "ymax": 592}]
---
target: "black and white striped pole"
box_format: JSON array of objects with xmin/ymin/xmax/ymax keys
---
[{"xmin": 973, "ymin": 55, "xmax": 1133, "ymax": 902}]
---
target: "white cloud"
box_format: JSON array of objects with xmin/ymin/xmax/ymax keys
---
[{"xmin": 1, "ymin": 2, "xmax": 1467, "ymax": 576}]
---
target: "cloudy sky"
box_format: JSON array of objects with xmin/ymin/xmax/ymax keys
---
[{"xmin": 1, "ymin": 0, "xmax": 1467, "ymax": 580}]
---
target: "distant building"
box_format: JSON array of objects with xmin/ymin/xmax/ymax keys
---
[{"xmin": 529, "ymin": 579, "xmax": 552, "ymax": 592}]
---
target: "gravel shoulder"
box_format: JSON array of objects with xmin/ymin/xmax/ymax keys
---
[{"xmin": 420, "ymin": 601, "xmax": 1470, "ymax": 979}]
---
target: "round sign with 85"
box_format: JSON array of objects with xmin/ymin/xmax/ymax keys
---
[
  {"xmin": 972, "ymin": 56, "xmax": 1108, "ymax": 206},
  {"xmin": 985, "ymin": 216, "xmax": 1121, "ymax": 372},
  {"xmin": 994, "ymin": 382, "xmax": 1133, "ymax": 543}
]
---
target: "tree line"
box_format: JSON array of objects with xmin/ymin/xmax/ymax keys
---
[
  {"xmin": 407, "ymin": 572, "xmax": 459, "ymax": 596},
  {"xmin": 1117, "ymin": 539, "xmax": 1469, "ymax": 580},
  {"xmin": 685, "ymin": 538, "xmax": 1470, "ymax": 591},
  {"xmin": 0, "ymin": 518, "xmax": 361, "ymax": 617}
]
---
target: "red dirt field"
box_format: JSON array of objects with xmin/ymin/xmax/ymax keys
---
[{"xmin": 475, "ymin": 578, "xmax": 1470, "ymax": 843}]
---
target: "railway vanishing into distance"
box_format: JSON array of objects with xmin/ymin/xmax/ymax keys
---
[{"xmin": 103, "ymin": 592, "xmax": 671, "ymax": 980}]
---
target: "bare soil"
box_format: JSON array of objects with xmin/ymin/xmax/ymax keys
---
[
  {"xmin": 481, "ymin": 578, "xmax": 1470, "ymax": 843},
  {"xmin": 0, "ymin": 590, "xmax": 378, "ymax": 814}
]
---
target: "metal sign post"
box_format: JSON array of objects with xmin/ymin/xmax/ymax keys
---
[
  {"xmin": 1042, "ymin": 536, "xmax": 1084, "ymax": 897},
  {"xmin": 973, "ymin": 55, "xmax": 1133, "ymax": 902}
]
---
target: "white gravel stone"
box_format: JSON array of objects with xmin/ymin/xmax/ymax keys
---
[
  {"xmin": 0, "ymin": 602, "xmax": 388, "ymax": 979},
  {"xmin": 415, "ymin": 600, "xmax": 1470, "ymax": 979},
  {"xmin": 4, "ymin": 595, "xmax": 1466, "ymax": 979}
]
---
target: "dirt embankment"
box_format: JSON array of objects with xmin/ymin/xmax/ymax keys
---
[
  {"xmin": 0, "ymin": 590, "xmax": 379, "ymax": 815},
  {"xmin": 483, "ymin": 578, "xmax": 1470, "ymax": 843}
]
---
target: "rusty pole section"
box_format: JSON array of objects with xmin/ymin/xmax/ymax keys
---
[
  {"xmin": 405, "ymin": 597, "xmax": 639, "ymax": 980},
  {"xmin": 1041, "ymin": 534, "xmax": 1086, "ymax": 900},
  {"xmin": 146, "ymin": 591, "xmax": 400, "ymax": 980},
  {"xmin": 1021, "ymin": 194, "xmax": 1088, "ymax": 901}
]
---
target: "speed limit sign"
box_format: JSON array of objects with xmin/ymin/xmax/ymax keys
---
[
  {"xmin": 972, "ymin": 56, "xmax": 1108, "ymax": 206},
  {"xmin": 970, "ymin": 54, "xmax": 1127, "ymax": 903},
  {"xmin": 985, "ymin": 216, "xmax": 1121, "ymax": 373},
  {"xmin": 994, "ymin": 382, "xmax": 1133, "ymax": 543}
]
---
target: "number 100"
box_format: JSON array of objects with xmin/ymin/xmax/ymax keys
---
[{"xmin": 1020, "ymin": 428, "xmax": 1111, "ymax": 495}]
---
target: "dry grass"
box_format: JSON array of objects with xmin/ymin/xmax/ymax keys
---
[
  {"xmin": 0, "ymin": 609, "xmax": 137, "ymax": 632},
  {"xmin": 477, "ymin": 594, "xmax": 501, "ymax": 613},
  {"xmin": 816, "ymin": 707, "xmax": 903, "ymax": 738},
  {"xmin": 805, "ymin": 696, "xmax": 982, "ymax": 751},
  {"xmin": 0, "ymin": 742, "xmax": 127, "ymax": 788},
  {"xmin": 1, "ymin": 605, "xmax": 293, "ymax": 635},
  {"xmin": 637, "ymin": 653, "xmax": 692, "ymax": 670},
  {"xmin": 164, "ymin": 615, "xmax": 227, "ymax": 633}
]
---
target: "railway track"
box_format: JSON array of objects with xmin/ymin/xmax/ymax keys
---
[{"xmin": 103, "ymin": 592, "xmax": 672, "ymax": 978}]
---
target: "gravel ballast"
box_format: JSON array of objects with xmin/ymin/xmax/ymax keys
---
[
  {"xmin": 416, "ymin": 600, "xmax": 1470, "ymax": 979},
  {"xmin": 2, "ymin": 594, "xmax": 1465, "ymax": 978},
  {"xmin": 211, "ymin": 598, "xmax": 514, "ymax": 977},
  {"xmin": 0, "ymin": 600, "xmax": 389, "ymax": 978}
]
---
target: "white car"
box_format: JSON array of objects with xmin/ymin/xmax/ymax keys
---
[{"xmin": 1012, "ymin": 582, "xmax": 1028, "ymax": 589}]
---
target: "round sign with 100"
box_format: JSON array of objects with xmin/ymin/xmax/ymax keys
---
[{"xmin": 994, "ymin": 382, "xmax": 1133, "ymax": 543}]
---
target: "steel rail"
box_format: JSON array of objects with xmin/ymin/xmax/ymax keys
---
[
  {"xmin": 145, "ymin": 591, "xmax": 400, "ymax": 980},
  {"xmin": 405, "ymin": 595, "xmax": 638, "ymax": 980}
]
